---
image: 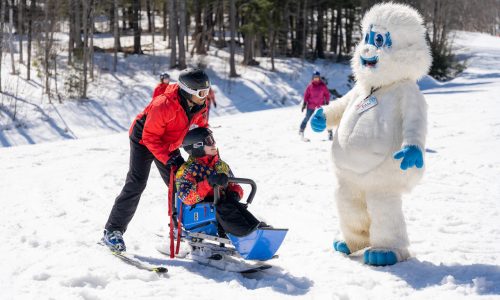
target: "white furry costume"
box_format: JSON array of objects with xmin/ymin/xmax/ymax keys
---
[{"xmin": 323, "ymin": 3, "xmax": 431, "ymax": 263}]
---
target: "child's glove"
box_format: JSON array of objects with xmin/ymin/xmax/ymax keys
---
[
  {"xmin": 301, "ymin": 102, "xmax": 306, "ymax": 112},
  {"xmin": 208, "ymin": 173, "xmax": 229, "ymax": 187},
  {"xmin": 311, "ymin": 108, "xmax": 327, "ymax": 132},
  {"xmin": 393, "ymin": 145, "xmax": 424, "ymax": 170}
]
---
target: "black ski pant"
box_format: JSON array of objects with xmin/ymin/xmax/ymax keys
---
[
  {"xmin": 105, "ymin": 139, "xmax": 171, "ymax": 233},
  {"xmin": 215, "ymin": 193, "xmax": 260, "ymax": 237}
]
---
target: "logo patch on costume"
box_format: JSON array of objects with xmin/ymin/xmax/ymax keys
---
[{"xmin": 356, "ymin": 96, "xmax": 378, "ymax": 114}]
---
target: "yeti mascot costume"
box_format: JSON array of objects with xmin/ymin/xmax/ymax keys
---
[{"xmin": 311, "ymin": 3, "xmax": 431, "ymax": 266}]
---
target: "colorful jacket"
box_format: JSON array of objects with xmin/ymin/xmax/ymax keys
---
[
  {"xmin": 304, "ymin": 81, "xmax": 330, "ymax": 109},
  {"xmin": 175, "ymin": 155, "xmax": 243, "ymax": 206},
  {"xmin": 129, "ymin": 84, "xmax": 208, "ymax": 165}
]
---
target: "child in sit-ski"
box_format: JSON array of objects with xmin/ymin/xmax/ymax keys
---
[{"xmin": 176, "ymin": 127, "xmax": 267, "ymax": 237}]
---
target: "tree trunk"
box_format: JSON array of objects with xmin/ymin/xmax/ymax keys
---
[
  {"xmin": 132, "ymin": 0, "xmax": 141, "ymax": 54},
  {"xmin": 151, "ymin": 0, "xmax": 156, "ymax": 74},
  {"xmin": 336, "ymin": 8, "xmax": 343, "ymax": 62},
  {"xmin": 177, "ymin": 0, "xmax": 186, "ymax": 69},
  {"xmin": 113, "ymin": 0, "xmax": 119, "ymax": 72},
  {"xmin": 169, "ymin": 0, "xmax": 177, "ymax": 68},
  {"xmin": 89, "ymin": 0, "xmax": 94, "ymax": 80},
  {"xmin": 302, "ymin": 0, "xmax": 307, "ymax": 62},
  {"xmin": 68, "ymin": 0, "xmax": 74, "ymax": 65},
  {"xmin": 0, "ymin": 0, "xmax": 5, "ymax": 91},
  {"xmin": 146, "ymin": 0, "xmax": 152, "ymax": 33},
  {"xmin": 315, "ymin": 4, "xmax": 325, "ymax": 59},
  {"xmin": 192, "ymin": 0, "xmax": 203, "ymax": 55},
  {"xmin": 8, "ymin": 0, "xmax": 16, "ymax": 74},
  {"xmin": 162, "ymin": 0, "xmax": 167, "ymax": 42},
  {"xmin": 74, "ymin": 0, "xmax": 83, "ymax": 49},
  {"xmin": 18, "ymin": 0, "xmax": 24, "ymax": 63},
  {"xmin": 229, "ymin": 0, "xmax": 237, "ymax": 77},
  {"xmin": 27, "ymin": 0, "xmax": 34, "ymax": 80},
  {"xmin": 82, "ymin": 0, "xmax": 89, "ymax": 99}
]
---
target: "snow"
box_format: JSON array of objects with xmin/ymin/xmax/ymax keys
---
[{"xmin": 1, "ymin": 31, "xmax": 499, "ymax": 299}]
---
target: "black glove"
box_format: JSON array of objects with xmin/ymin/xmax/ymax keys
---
[
  {"xmin": 208, "ymin": 173, "xmax": 228, "ymax": 187},
  {"xmin": 166, "ymin": 150, "xmax": 185, "ymax": 169},
  {"xmin": 301, "ymin": 103, "xmax": 306, "ymax": 112}
]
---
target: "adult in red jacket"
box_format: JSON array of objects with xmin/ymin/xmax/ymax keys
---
[
  {"xmin": 103, "ymin": 69, "xmax": 212, "ymax": 252},
  {"xmin": 299, "ymin": 71, "xmax": 330, "ymax": 139},
  {"xmin": 152, "ymin": 72, "xmax": 170, "ymax": 99}
]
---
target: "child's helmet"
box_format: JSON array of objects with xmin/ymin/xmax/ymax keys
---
[{"xmin": 182, "ymin": 127, "xmax": 215, "ymax": 157}]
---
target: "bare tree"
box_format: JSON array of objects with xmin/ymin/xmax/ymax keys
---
[
  {"xmin": 18, "ymin": 0, "xmax": 25, "ymax": 64},
  {"xmin": 162, "ymin": 0, "xmax": 167, "ymax": 42},
  {"xmin": 177, "ymin": 0, "xmax": 186, "ymax": 69},
  {"xmin": 89, "ymin": 0, "xmax": 94, "ymax": 80},
  {"xmin": 43, "ymin": 0, "xmax": 56, "ymax": 100},
  {"xmin": 169, "ymin": 0, "xmax": 177, "ymax": 68},
  {"xmin": 8, "ymin": 0, "xmax": 16, "ymax": 74},
  {"xmin": 81, "ymin": 0, "xmax": 89, "ymax": 98},
  {"xmin": 112, "ymin": 0, "xmax": 119, "ymax": 72},
  {"xmin": 0, "ymin": 0, "xmax": 5, "ymax": 91},
  {"xmin": 27, "ymin": 0, "xmax": 34, "ymax": 80},
  {"xmin": 229, "ymin": 0, "xmax": 237, "ymax": 77},
  {"xmin": 132, "ymin": 0, "xmax": 141, "ymax": 54}
]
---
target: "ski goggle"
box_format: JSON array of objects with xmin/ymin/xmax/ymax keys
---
[
  {"xmin": 192, "ymin": 135, "xmax": 215, "ymax": 148},
  {"xmin": 178, "ymin": 81, "xmax": 211, "ymax": 99}
]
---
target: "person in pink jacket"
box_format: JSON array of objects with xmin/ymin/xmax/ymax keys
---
[{"xmin": 299, "ymin": 71, "xmax": 330, "ymax": 140}]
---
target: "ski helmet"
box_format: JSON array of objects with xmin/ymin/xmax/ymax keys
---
[
  {"xmin": 178, "ymin": 68, "xmax": 211, "ymax": 99},
  {"xmin": 160, "ymin": 72, "xmax": 170, "ymax": 81},
  {"xmin": 182, "ymin": 127, "xmax": 215, "ymax": 157},
  {"xmin": 313, "ymin": 70, "xmax": 321, "ymax": 78}
]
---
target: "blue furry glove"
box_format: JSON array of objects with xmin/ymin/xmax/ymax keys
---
[
  {"xmin": 311, "ymin": 108, "xmax": 327, "ymax": 132},
  {"xmin": 393, "ymin": 145, "xmax": 424, "ymax": 170}
]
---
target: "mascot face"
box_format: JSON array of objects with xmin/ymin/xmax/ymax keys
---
[{"xmin": 352, "ymin": 3, "xmax": 432, "ymax": 88}]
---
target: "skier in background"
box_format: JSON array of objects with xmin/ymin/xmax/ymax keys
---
[
  {"xmin": 102, "ymin": 69, "xmax": 211, "ymax": 252},
  {"xmin": 299, "ymin": 71, "xmax": 330, "ymax": 141},
  {"xmin": 205, "ymin": 88, "xmax": 217, "ymax": 122},
  {"xmin": 152, "ymin": 72, "xmax": 171, "ymax": 99}
]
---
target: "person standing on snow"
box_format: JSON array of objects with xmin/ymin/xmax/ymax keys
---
[
  {"xmin": 102, "ymin": 68, "xmax": 212, "ymax": 252},
  {"xmin": 299, "ymin": 71, "xmax": 330, "ymax": 141},
  {"xmin": 152, "ymin": 72, "xmax": 171, "ymax": 99}
]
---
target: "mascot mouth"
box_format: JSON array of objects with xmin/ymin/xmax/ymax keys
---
[{"xmin": 360, "ymin": 56, "xmax": 378, "ymax": 68}]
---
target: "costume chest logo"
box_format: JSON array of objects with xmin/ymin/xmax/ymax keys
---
[{"xmin": 356, "ymin": 96, "xmax": 378, "ymax": 114}]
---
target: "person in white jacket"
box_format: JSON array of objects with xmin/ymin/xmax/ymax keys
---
[{"xmin": 310, "ymin": 3, "xmax": 432, "ymax": 266}]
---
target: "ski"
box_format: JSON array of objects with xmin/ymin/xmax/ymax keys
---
[
  {"xmin": 99, "ymin": 241, "xmax": 168, "ymax": 274},
  {"xmin": 112, "ymin": 251, "xmax": 168, "ymax": 274}
]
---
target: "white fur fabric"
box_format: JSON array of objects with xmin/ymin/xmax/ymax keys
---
[{"xmin": 323, "ymin": 2, "xmax": 431, "ymax": 262}]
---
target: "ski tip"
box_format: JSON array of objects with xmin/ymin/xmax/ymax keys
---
[{"xmin": 153, "ymin": 267, "xmax": 169, "ymax": 273}]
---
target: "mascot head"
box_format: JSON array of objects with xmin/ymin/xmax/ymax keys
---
[{"xmin": 352, "ymin": 2, "xmax": 431, "ymax": 87}]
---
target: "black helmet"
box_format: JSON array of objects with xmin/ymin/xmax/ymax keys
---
[
  {"xmin": 160, "ymin": 72, "xmax": 170, "ymax": 81},
  {"xmin": 182, "ymin": 127, "xmax": 215, "ymax": 157},
  {"xmin": 178, "ymin": 68, "xmax": 211, "ymax": 99}
]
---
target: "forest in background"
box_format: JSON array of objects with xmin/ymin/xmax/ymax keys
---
[{"xmin": 0, "ymin": 0, "xmax": 498, "ymax": 101}]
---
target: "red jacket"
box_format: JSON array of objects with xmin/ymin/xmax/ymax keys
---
[
  {"xmin": 304, "ymin": 81, "xmax": 330, "ymax": 109},
  {"xmin": 129, "ymin": 84, "xmax": 208, "ymax": 165},
  {"xmin": 152, "ymin": 83, "xmax": 169, "ymax": 99}
]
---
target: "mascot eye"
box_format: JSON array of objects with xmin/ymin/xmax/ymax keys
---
[
  {"xmin": 364, "ymin": 33, "xmax": 369, "ymax": 44},
  {"xmin": 375, "ymin": 34, "xmax": 384, "ymax": 47}
]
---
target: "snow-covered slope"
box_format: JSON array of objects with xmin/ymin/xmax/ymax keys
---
[
  {"xmin": 0, "ymin": 33, "xmax": 351, "ymax": 147},
  {"xmin": 1, "ymin": 31, "xmax": 499, "ymax": 299}
]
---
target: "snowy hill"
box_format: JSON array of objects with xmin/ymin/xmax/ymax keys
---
[
  {"xmin": 1, "ymin": 31, "xmax": 500, "ymax": 299},
  {"xmin": 0, "ymin": 33, "xmax": 351, "ymax": 147}
]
